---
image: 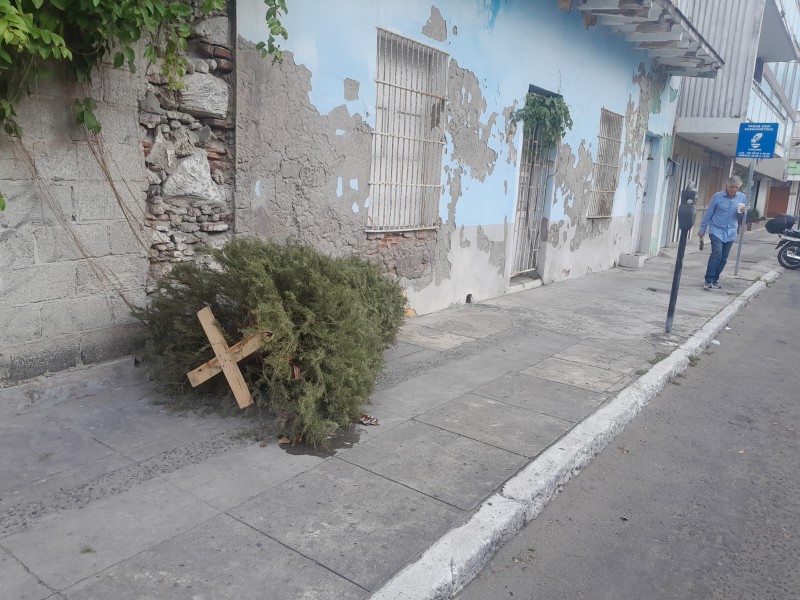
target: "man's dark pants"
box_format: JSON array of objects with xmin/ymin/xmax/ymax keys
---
[{"xmin": 705, "ymin": 234, "xmax": 734, "ymax": 284}]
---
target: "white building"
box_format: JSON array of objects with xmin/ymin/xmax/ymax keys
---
[{"xmin": 669, "ymin": 0, "xmax": 800, "ymax": 238}]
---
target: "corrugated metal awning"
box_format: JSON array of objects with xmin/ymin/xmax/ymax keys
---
[{"xmin": 573, "ymin": 0, "xmax": 724, "ymax": 78}]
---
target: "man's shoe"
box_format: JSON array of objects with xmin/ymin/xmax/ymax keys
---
[
  {"xmin": 711, "ymin": 282, "xmax": 721, "ymax": 289},
  {"xmin": 704, "ymin": 282, "xmax": 713, "ymax": 290}
]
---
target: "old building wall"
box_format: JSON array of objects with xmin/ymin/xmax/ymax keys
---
[
  {"xmin": 0, "ymin": 7, "xmax": 236, "ymax": 385},
  {"xmin": 1, "ymin": 0, "xmax": 689, "ymax": 382},
  {"xmin": 539, "ymin": 60, "xmax": 681, "ymax": 283},
  {"xmin": 237, "ymin": 0, "xmax": 683, "ymax": 310},
  {"xmin": 143, "ymin": 13, "xmax": 237, "ymax": 280}
]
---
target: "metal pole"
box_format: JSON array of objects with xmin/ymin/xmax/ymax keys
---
[
  {"xmin": 665, "ymin": 227, "xmax": 689, "ymax": 334},
  {"xmin": 734, "ymin": 160, "xmax": 756, "ymax": 276}
]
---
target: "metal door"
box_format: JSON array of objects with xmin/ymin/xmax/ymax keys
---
[{"xmin": 512, "ymin": 128, "xmax": 554, "ymax": 276}]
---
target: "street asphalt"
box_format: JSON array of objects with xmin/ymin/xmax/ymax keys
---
[{"xmin": 0, "ymin": 229, "xmax": 785, "ymax": 600}]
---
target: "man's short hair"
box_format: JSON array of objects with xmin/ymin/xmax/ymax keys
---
[{"xmin": 727, "ymin": 176, "xmax": 743, "ymax": 187}]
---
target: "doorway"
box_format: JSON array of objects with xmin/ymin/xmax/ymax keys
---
[{"xmin": 511, "ymin": 126, "xmax": 554, "ymax": 277}]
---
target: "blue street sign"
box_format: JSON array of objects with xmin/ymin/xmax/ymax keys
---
[{"xmin": 735, "ymin": 122, "xmax": 778, "ymax": 159}]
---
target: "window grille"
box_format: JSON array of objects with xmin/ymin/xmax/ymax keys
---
[
  {"xmin": 367, "ymin": 29, "xmax": 449, "ymax": 232},
  {"xmin": 588, "ymin": 108, "xmax": 624, "ymax": 219}
]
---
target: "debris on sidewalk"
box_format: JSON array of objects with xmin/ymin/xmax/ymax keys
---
[
  {"xmin": 711, "ymin": 339, "xmax": 721, "ymax": 345},
  {"xmin": 359, "ymin": 413, "xmax": 380, "ymax": 426},
  {"xmin": 277, "ymin": 435, "xmax": 303, "ymax": 445}
]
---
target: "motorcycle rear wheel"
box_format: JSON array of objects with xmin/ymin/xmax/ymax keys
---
[{"xmin": 777, "ymin": 243, "xmax": 800, "ymax": 269}]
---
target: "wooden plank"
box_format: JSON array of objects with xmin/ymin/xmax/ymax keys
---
[
  {"xmin": 195, "ymin": 307, "xmax": 253, "ymax": 409},
  {"xmin": 187, "ymin": 331, "xmax": 273, "ymax": 388}
]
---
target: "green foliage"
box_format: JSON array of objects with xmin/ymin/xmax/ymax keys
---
[
  {"xmin": 0, "ymin": 0, "xmax": 221, "ymax": 111},
  {"xmin": 255, "ymin": 0, "xmax": 287, "ymax": 60},
  {"xmin": 72, "ymin": 96, "xmax": 101, "ymax": 133},
  {"xmin": 138, "ymin": 239, "xmax": 406, "ymax": 447},
  {"xmin": 0, "ymin": 0, "xmax": 287, "ymax": 210},
  {"xmin": 511, "ymin": 92, "xmax": 573, "ymax": 158},
  {"xmin": 747, "ymin": 206, "xmax": 760, "ymax": 221}
]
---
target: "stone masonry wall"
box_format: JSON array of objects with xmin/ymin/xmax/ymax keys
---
[{"xmin": 142, "ymin": 10, "xmax": 236, "ymax": 281}]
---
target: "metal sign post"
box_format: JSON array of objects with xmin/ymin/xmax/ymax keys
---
[
  {"xmin": 733, "ymin": 160, "xmax": 756, "ymax": 276},
  {"xmin": 733, "ymin": 123, "xmax": 778, "ymax": 276}
]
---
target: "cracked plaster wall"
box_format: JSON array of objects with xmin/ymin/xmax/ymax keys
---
[
  {"xmin": 235, "ymin": 1, "xmax": 515, "ymax": 314},
  {"xmin": 539, "ymin": 62, "xmax": 680, "ymax": 284},
  {"xmin": 235, "ymin": 42, "xmax": 372, "ymax": 256},
  {"xmin": 236, "ymin": 0, "xmax": 684, "ymax": 311}
]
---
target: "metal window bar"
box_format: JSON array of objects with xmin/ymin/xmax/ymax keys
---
[
  {"xmin": 512, "ymin": 127, "xmax": 555, "ymax": 276},
  {"xmin": 367, "ymin": 29, "xmax": 448, "ymax": 231},
  {"xmin": 588, "ymin": 108, "xmax": 624, "ymax": 218}
]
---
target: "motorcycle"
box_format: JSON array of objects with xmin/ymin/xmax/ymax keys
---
[{"xmin": 765, "ymin": 214, "xmax": 800, "ymax": 269}]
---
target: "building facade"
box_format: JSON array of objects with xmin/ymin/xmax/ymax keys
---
[
  {"xmin": 235, "ymin": 0, "xmax": 719, "ymax": 314},
  {"xmin": 1, "ymin": 0, "xmax": 721, "ymax": 383},
  {"xmin": 669, "ymin": 0, "xmax": 800, "ymax": 241}
]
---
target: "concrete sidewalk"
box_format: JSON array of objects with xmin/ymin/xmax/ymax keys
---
[{"xmin": 0, "ymin": 231, "xmax": 783, "ymax": 600}]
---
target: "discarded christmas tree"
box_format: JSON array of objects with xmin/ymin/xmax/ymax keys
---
[{"xmin": 138, "ymin": 239, "xmax": 406, "ymax": 446}]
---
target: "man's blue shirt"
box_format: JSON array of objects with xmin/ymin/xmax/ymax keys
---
[{"xmin": 699, "ymin": 190, "xmax": 745, "ymax": 243}]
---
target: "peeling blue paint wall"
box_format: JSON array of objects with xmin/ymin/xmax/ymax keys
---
[{"xmin": 237, "ymin": 0, "xmax": 681, "ymax": 309}]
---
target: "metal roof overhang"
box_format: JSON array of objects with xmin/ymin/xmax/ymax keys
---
[{"xmin": 574, "ymin": 0, "xmax": 724, "ymax": 78}]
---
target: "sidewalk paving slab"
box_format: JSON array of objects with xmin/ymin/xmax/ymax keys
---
[
  {"xmin": 0, "ymin": 230, "xmax": 783, "ymax": 600},
  {"xmin": 473, "ymin": 373, "xmax": 608, "ymax": 423},
  {"xmin": 339, "ymin": 420, "xmax": 527, "ymax": 510},
  {"xmin": 1, "ymin": 477, "xmax": 219, "ymax": 590},
  {"xmin": 416, "ymin": 393, "xmax": 573, "ymax": 458},
  {"xmin": 163, "ymin": 442, "xmax": 325, "ymax": 511},
  {"xmin": 526, "ymin": 357, "xmax": 629, "ymax": 393},
  {"xmin": 0, "ymin": 412, "xmax": 119, "ymax": 494},
  {"xmin": 230, "ymin": 458, "xmax": 462, "ymax": 591},
  {"xmin": 0, "ymin": 545, "xmax": 52, "ymax": 600},
  {"xmin": 64, "ymin": 514, "xmax": 369, "ymax": 600}
]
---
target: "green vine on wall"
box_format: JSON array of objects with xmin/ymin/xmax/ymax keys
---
[
  {"xmin": 257, "ymin": 0, "xmax": 287, "ymax": 60},
  {"xmin": 511, "ymin": 92, "xmax": 573, "ymax": 159},
  {"xmin": 0, "ymin": 0, "xmax": 288, "ymax": 211}
]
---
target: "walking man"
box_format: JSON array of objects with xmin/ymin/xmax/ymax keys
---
[{"xmin": 698, "ymin": 175, "xmax": 746, "ymax": 289}]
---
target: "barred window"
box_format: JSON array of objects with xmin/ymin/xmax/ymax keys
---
[
  {"xmin": 588, "ymin": 108, "xmax": 624, "ymax": 219},
  {"xmin": 367, "ymin": 29, "xmax": 449, "ymax": 232}
]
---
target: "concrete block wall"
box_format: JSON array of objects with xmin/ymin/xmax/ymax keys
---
[
  {"xmin": 0, "ymin": 6, "xmax": 235, "ymax": 386},
  {"xmin": 0, "ymin": 66, "xmax": 150, "ymax": 385}
]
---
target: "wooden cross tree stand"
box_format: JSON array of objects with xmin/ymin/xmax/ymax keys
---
[{"xmin": 186, "ymin": 307, "xmax": 273, "ymax": 409}]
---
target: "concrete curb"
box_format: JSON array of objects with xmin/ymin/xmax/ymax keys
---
[{"xmin": 370, "ymin": 270, "xmax": 781, "ymax": 600}]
